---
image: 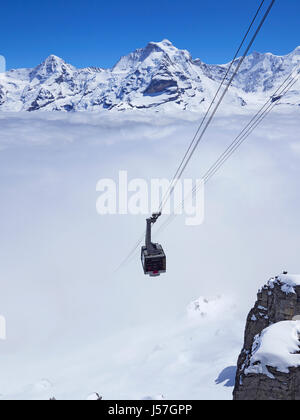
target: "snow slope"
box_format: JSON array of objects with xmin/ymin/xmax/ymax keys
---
[{"xmin": 0, "ymin": 40, "xmax": 299, "ymax": 112}]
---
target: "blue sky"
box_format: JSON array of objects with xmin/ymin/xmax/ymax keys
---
[{"xmin": 1, "ymin": 0, "xmax": 299, "ymax": 70}]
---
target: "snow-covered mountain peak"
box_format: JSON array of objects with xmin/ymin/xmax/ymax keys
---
[
  {"xmin": 29, "ymin": 54, "xmax": 75, "ymax": 82},
  {"xmin": 186, "ymin": 295, "xmax": 235, "ymax": 321},
  {"xmin": 234, "ymin": 274, "xmax": 300, "ymax": 400},
  {"xmin": 146, "ymin": 39, "xmax": 174, "ymax": 51},
  {"xmin": 36, "ymin": 54, "xmax": 66, "ymax": 69},
  {"xmin": 148, "ymin": 39, "xmax": 192, "ymax": 64},
  {"xmin": 268, "ymin": 273, "xmax": 300, "ymax": 295},
  {"xmin": 148, "ymin": 39, "xmax": 191, "ymax": 56}
]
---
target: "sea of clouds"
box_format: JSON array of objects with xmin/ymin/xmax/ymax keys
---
[{"xmin": 0, "ymin": 106, "xmax": 299, "ymax": 399}]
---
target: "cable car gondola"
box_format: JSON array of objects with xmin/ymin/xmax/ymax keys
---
[{"xmin": 141, "ymin": 212, "xmax": 166, "ymax": 277}]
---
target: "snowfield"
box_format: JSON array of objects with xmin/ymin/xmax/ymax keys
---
[{"xmin": 0, "ymin": 106, "xmax": 300, "ymax": 399}]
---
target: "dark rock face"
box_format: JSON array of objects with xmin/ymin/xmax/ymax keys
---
[
  {"xmin": 144, "ymin": 77, "xmax": 178, "ymax": 95},
  {"xmin": 0, "ymin": 86, "xmax": 6, "ymax": 105},
  {"xmin": 233, "ymin": 277, "xmax": 300, "ymax": 400}
]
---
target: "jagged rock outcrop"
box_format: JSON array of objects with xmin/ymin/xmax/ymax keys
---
[
  {"xmin": 234, "ymin": 274, "xmax": 300, "ymax": 400},
  {"xmin": 0, "ymin": 40, "xmax": 299, "ymax": 112}
]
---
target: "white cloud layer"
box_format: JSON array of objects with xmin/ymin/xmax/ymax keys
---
[{"xmin": 0, "ymin": 107, "xmax": 299, "ymax": 399}]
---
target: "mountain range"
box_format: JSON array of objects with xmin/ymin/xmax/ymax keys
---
[{"xmin": 0, "ymin": 39, "xmax": 299, "ymax": 112}]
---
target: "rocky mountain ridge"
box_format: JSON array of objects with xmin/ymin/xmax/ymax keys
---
[{"xmin": 0, "ymin": 40, "xmax": 299, "ymax": 112}]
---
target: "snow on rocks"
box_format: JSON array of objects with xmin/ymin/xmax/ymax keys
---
[
  {"xmin": 234, "ymin": 274, "xmax": 300, "ymax": 400},
  {"xmin": 187, "ymin": 296, "xmax": 225, "ymax": 320},
  {"xmin": 86, "ymin": 392, "xmax": 103, "ymax": 400},
  {"xmin": 29, "ymin": 379, "xmax": 53, "ymax": 393},
  {"xmin": 269, "ymin": 274, "xmax": 300, "ymax": 295},
  {"xmin": 0, "ymin": 41, "xmax": 299, "ymax": 112},
  {"xmin": 141, "ymin": 394, "xmax": 166, "ymax": 400},
  {"xmin": 245, "ymin": 321, "xmax": 300, "ymax": 378}
]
